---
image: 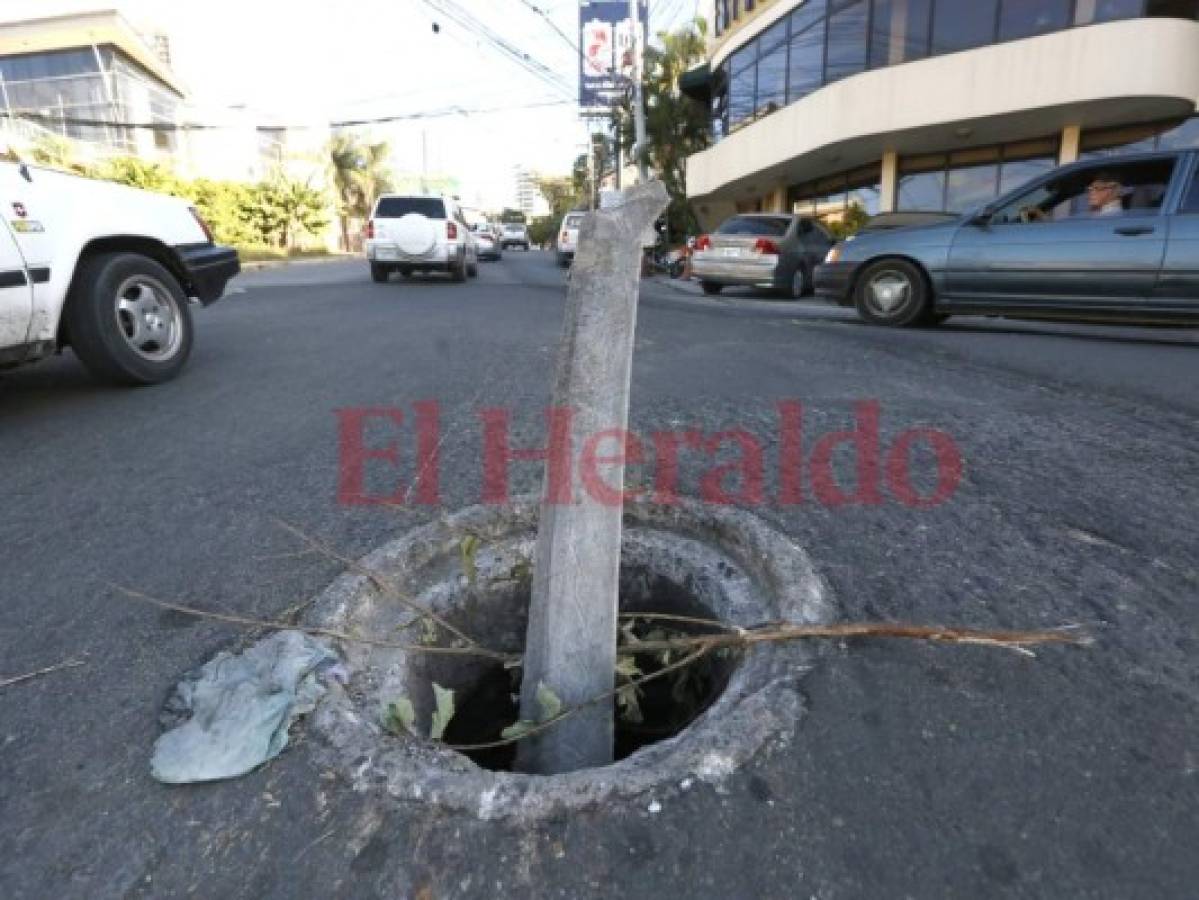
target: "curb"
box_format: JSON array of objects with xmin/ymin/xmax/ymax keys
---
[{"xmin": 239, "ymin": 255, "xmax": 355, "ymax": 273}]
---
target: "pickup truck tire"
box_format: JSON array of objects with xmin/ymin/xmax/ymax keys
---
[
  {"xmin": 370, "ymin": 263, "xmax": 390, "ymax": 283},
  {"xmin": 64, "ymin": 252, "xmax": 193, "ymax": 385},
  {"xmin": 451, "ymin": 256, "xmax": 468, "ymax": 283}
]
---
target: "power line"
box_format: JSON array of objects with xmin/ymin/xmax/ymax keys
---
[
  {"xmin": 511, "ymin": 0, "xmax": 579, "ymax": 54},
  {"xmin": 0, "ymin": 97, "xmax": 576, "ymax": 133},
  {"xmin": 420, "ymin": 0, "xmax": 575, "ymax": 99}
]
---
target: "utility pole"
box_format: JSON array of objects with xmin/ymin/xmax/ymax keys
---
[{"xmin": 628, "ymin": 0, "xmax": 648, "ymax": 184}]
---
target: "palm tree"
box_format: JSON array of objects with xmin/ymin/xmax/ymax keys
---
[{"xmin": 329, "ymin": 134, "xmax": 394, "ymax": 250}]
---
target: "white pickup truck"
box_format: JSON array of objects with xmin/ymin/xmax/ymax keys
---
[{"xmin": 0, "ymin": 160, "xmax": 239, "ymax": 385}]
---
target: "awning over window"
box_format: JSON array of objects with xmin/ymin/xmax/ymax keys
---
[{"xmin": 679, "ymin": 63, "xmax": 712, "ymax": 104}]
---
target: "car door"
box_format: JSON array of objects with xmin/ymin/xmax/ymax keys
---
[
  {"xmin": 0, "ymin": 208, "xmax": 33, "ymax": 352},
  {"xmin": 945, "ymin": 157, "xmax": 1174, "ymax": 310},
  {"xmin": 1155, "ymin": 153, "xmax": 1199, "ymax": 308}
]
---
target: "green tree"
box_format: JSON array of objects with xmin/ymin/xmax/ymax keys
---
[
  {"xmin": 187, "ymin": 179, "xmax": 259, "ymax": 246},
  {"xmin": 536, "ymin": 174, "xmax": 580, "ymax": 220},
  {"xmin": 619, "ymin": 18, "xmax": 711, "ymax": 243},
  {"xmin": 250, "ymin": 177, "xmax": 330, "ymax": 249},
  {"xmin": 328, "ymin": 134, "xmax": 393, "ymax": 250}
]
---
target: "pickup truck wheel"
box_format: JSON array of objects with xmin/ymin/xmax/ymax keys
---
[
  {"xmin": 451, "ymin": 256, "xmax": 468, "ymax": 283},
  {"xmin": 370, "ymin": 263, "xmax": 389, "ymax": 283},
  {"xmin": 64, "ymin": 252, "xmax": 193, "ymax": 386},
  {"xmin": 700, "ymin": 281, "xmax": 723, "ymax": 296}
]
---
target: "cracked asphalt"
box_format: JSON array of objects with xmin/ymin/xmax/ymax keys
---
[{"xmin": 1, "ymin": 252, "xmax": 1197, "ymax": 898}]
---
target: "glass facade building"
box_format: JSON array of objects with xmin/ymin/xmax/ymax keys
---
[
  {"xmin": 0, "ymin": 44, "xmax": 182, "ymax": 155},
  {"xmin": 713, "ymin": 1, "xmax": 1199, "ymax": 139},
  {"xmin": 691, "ymin": 1, "xmax": 1199, "ymax": 225}
]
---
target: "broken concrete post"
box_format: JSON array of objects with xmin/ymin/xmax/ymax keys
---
[{"xmin": 515, "ymin": 180, "xmax": 669, "ymax": 775}]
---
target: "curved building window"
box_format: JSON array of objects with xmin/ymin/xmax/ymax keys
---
[
  {"xmin": 1000, "ymin": 0, "xmax": 1073, "ymax": 39},
  {"xmin": 788, "ymin": 3, "xmax": 826, "ymax": 101},
  {"xmin": 870, "ymin": 0, "xmax": 932, "ymax": 67},
  {"xmin": 728, "ymin": 45, "xmax": 757, "ymax": 130},
  {"xmin": 899, "ymin": 138, "xmax": 1060, "ymax": 211},
  {"xmin": 789, "ymin": 164, "xmax": 882, "ymax": 226},
  {"xmin": 756, "ymin": 20, "xmax": 790, "ymax": 114},
  {"xmin": 1082, "ymin": 117, "xmax": 1199, "ymax": 157},
  {"xmin": 932, "ymin": 0, "xmax": 1000, "ymax": 53},
  {"xmin": 825, "ymin": 0, "xmax": 869, "ymax": 83}
]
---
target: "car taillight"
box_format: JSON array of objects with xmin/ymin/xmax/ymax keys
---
[
  {"xmin": 365, "ymin": 219, "xmax": 375, "ymax": 240},
  {"xmin": 753, "ymin": 238, "xmax": 780, "ymax": 254},
  {"xmin": 696, "ymin": 235, "xmax": 711, "ymax": 251},
  {"xmin": 447, "ymin": 221, "xmax": 458, "ymax": 240},
  {"xmin": 189, "ymin": 207, "xmax": 215, "ymax": 243}
]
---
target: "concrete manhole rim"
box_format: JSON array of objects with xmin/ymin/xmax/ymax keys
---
[{"xmin": 305, "ymin": 497, "xmax": 834, "ymax": 820}]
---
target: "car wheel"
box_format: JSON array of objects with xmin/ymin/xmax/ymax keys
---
[
  {"xmin": 452, "ymin": 256, "xmax": 468, "ymax": 283},
  {"xmin": 64, "ymin": 252, "xmax": 193, "ymax": 386},
  {"xmin": 468, "ymin": 261, "xmax": 479, "ymax": 277},
  {"xmin": 780, "ymin": 266, "xmax": 807, "ymax": 300},
  {"xmin": 370, "ymin": 262, "xmax": 389, "ymax": 283},
  {"xmin": 399, "ymin": 267, "xmax": 414, "ymax": 279},
  {"xmin": 853, "ymin": 259, "xmax": 931, "ymax": 327},
  {"xmin": 700, "ymin": 281, "xmax": 723, "ymax": 296}
]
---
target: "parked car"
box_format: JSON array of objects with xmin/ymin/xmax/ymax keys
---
[
  {"xmin": 816, "ymin": 151, "xmax": 1199, "ymax": 326},
  {"xmin": 691, "ymin": 213, "xmax": 833, "ymax": 299},
  {"xmin": 556, "ymin": 211, "xmax": 585, "ymax": 267},
  {"xmin": 365, "ymin": 194, "xmax": 478, "ymax": 283},
  {"xmin": 471, "ymin": 221, "xmax": 502, "ymax": 261},
  {"xmin": 0, "ymin": 160, "xmax": 238, "ymax": 385},
  {"xmin": 501, "ymin": 222, "xmax": 530, "ymax": 251}
]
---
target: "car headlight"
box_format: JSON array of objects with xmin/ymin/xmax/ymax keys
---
[{"xmin": 824, "ymin": 244, "xmax": 844, "ymax": 265}]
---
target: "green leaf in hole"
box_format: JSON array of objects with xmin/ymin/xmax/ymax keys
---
[
  {"xmin": 382, "ymin": 697, "xmax": 416, "ymax": 736},
  {"xmin": 535, "ymin": 681, "xmax": 562, "ymax": 722},
  {"xmin": 459, "ymin": 534, "xmax": 480, "ymax": 585},
  {"xmin": 429, "ymin": 683, "xmax": 456, "ymax": 741},
  {"xmin": 500, "ymin": 719, "xmax": 536, "ymax": 741}
]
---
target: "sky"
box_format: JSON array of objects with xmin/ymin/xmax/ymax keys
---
[{"xmin": 0, "ymin": 0, "xmax": 700, "ymax": 209}]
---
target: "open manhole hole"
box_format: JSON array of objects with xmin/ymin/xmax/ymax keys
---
[{"xmin": 306, "ymin": 498, "xmax": 832, "ymax": 820}]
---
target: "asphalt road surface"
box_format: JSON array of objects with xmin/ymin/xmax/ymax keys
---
[{"xmin": 2, "ymin": 251, "xmax": 1197, "ymax": 898}]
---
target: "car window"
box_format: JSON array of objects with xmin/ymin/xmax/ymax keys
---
[
  {"xmin": 1180, "ymin": 166, "xmax": 1199, "ymax": 213},
  {"xmin": 375, "ymin": 197, "xmax": 446, "ymax": 219},
  {"xmin": 716, "ymin": 216, "xmax": 791, "ymax": 237},
  {"xmin": 991, "ymin": 159, "xmax": 1176, "ymax": 224}
]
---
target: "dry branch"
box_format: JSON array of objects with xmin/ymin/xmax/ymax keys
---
[{"xmin": 0, "ymin": 657, "xmax": 85, "ymax": 690}]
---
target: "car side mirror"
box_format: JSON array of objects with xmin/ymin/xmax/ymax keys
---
[{"xmin": 969, "ymin": 205, "xmax": 995, "ymax": 227}]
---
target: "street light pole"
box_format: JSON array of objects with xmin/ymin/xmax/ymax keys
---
[{"xmin": 628, "ymin": 0, "xmax": 648, "ymax": 184}]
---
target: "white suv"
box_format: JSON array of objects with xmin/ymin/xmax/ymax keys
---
[
  {"xmin": 365, "ymin": 194, "xmax": 478, "ymax": 283},
  {"xmin": 556, "ymin": 211, "xmax": 585, "ymax": 267}
]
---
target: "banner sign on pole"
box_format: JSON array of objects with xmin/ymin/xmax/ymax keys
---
[{"xmin": 579, "ymin": 0, "xmax": 649, "ymax": 114}]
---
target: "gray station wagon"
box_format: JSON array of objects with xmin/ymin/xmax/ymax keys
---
[{"xmin": 816, "ymin": 151, "xmax": 1199, "ymax": 326}]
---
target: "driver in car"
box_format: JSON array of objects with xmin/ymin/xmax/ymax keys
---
[{"xmin": 1086, "ymin": 172, "xmax": 1127, "ymax": 216}]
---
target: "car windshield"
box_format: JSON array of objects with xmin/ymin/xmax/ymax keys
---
[
  {"xmin": 504, "ymin": 224, "xmax": 523, "ymax": 232},
  {"xmin": 564, "ymin": 215, "xmax": 584, "ymax": 228},
  {"xmin": 716, "ymin": 216, "xmax": 791, "ymax": 237}
]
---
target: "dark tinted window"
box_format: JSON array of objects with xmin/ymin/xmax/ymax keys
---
[
  {"xmin": 717, "ymin": 215, "xmax": 792, "ymax": 236},
  {"xmin": 791, "ymin": 0, "xmax": 828, "ymax": 34},
  {"xmin": 870, "ymin": 0, "xmax": 931, "ymax": 67},
  {"xmin": 788, "ymin": 16, "xmax": 825, "ymax": 100},
  {"xmin": 375, "ymin": 197, "xmax": 446, "ymax": 218},
  {"xmin": 1145, "ymin": 0, "xmax": 1199, "ymax": 16},
  {"xmin": 729, "ymin": 64, "xmax": 756, "ymax": 127},
  {"xmin": 1182, "ymin": 168, "xmax": 1199, "ymax": 212},
  {"xmin": 1074, "ymin": 0, "xmax": 1144, "ymax": 23},
  {"xmin": 825, "ymin": 0, "xmax": 869, "ymax": 83},
  {"xmin": 932, "ymin": 0, "xmax": 999, "ymax": 53},
  {"xmin": 999, "ymin": 0, "xmax": 1072, "ymax": 40},
  {"xmin": 756, "ymin": 21, "xmax": 789, "ymax": 113}
]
